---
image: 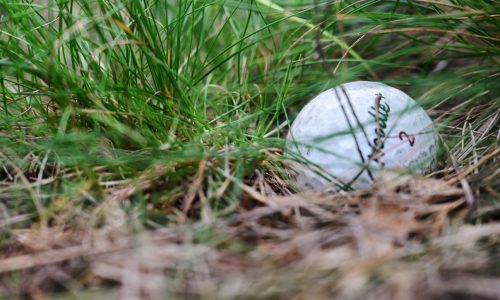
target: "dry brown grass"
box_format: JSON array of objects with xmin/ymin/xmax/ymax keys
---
[{"xmin": 1, "ymin": 154, "xmax": 499, "ymax": 299}]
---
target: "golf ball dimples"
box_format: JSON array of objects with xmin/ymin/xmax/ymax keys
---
[{"xmin": 287, "ymin": 81, "xmax": 438, "ymax": 189}]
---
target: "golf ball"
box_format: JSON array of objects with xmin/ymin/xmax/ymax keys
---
[{"xmin": 287, "ymin": 81, "xmax": 438, "ymax": 190}]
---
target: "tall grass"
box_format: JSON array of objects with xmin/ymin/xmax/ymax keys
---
[{"xmin": 1, "ymin": 0, "xmax": 498, "ymax": 225}]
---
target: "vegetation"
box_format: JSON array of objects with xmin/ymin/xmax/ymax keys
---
[{"xmin": 0, "ymin": 0, "xmax": 498, "ymax": 299}]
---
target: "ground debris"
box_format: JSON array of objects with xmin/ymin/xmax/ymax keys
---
[{"xmin": 1, "ymin": 174, "xmax": 498, "ymax": 299}]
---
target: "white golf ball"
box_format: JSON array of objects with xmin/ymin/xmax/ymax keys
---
[{"xmin": 287, "ymin": 81, "xmax": 438, "ymax": 190}]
